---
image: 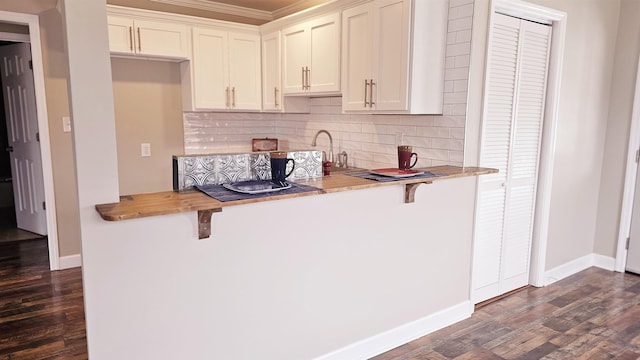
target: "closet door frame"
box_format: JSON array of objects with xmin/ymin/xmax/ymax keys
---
[
  {"xmin": 616, "ymin": 57, "xmax": 640, "ymax": 272},
  {"xmin": 472, "ymin": 0, "xmax": 567, "ymax": 291}
]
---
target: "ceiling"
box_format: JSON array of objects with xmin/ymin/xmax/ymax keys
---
[
  {"xmin": 0, "ymin": 0, "xmax": 331, "ymax": 26},
  {"xmin": 106, "ymin": 0, "xmax": 333, "ymax": 25}
]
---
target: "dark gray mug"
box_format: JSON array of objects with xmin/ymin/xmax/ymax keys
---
[{"xmin": 270, "ymin": 151, "xmax": 295, "ymax": 182}]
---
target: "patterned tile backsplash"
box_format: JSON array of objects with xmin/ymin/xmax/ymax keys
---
[{"xmin": 173, "ymin": 150, "xmax": 322, "ymax": 191}]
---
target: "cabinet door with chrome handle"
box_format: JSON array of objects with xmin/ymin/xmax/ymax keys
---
[
  {"xmin": 128, "ymin": 27, "xmax": 134, "ymax": 52},
  {"xmin": 231, "ymin": 87, "xmax": 236, "ymax": 108},
  {"xmin": 369, "ymin": 79, "xmax": 376, "ymax": 107},
  {"xmin": 364, "ymin": 79, "xmax": 369, "ymax": 107}
]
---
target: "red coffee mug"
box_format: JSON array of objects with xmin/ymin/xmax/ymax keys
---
[{"xmin": 398, "ymin": 145, "xmax": 418, "ymax": 170}]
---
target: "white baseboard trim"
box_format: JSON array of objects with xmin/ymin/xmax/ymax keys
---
[
  {"xmin": 544, "ymin": 253, "xmax": 615, "ymax": 285},
  {"xmin": 58, "ymin": 254, "xmax": 82, "ymax": 270},
  {"xmin": 593, "ymin": 254, "xmax": 616, "ymax": 271},
  {"xmin": 314, "ymin": 301, "xmax": 473, "ymax": 360}
]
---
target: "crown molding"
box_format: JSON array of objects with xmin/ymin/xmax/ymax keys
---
[
  {"xmin": 271, "ymin": 0, "xmax": 328, "ymax": 18},
  {"xmin": 149, "ymin": 0, "xmax": 333, "ymax": 22},
  {"xmin": 151, "ymin": 0, "xmax": 274, "ymax": 20}
]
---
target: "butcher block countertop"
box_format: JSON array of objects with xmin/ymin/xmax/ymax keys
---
[{"xmin": 95, "ymin": 165, "xmax": 497, "ymax": 239}]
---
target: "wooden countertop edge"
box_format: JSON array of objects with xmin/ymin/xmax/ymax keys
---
[{"xmin": 95, "ymin": 166, "xmax": 497, "ymax": 222}]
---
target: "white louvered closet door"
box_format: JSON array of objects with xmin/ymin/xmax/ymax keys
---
[{"xmin": 472, "ymin": 13, "xmax": 551, "ymax": 304}]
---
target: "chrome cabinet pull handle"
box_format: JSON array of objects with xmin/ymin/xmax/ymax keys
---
[
  {"xmin": 137, "ymin": 27, "xmax": 141, "ymax": 52},
  {"xmin": 129, "ymin": 27, "xmax": 133, "ymax": 52},
  {"xmin": 306, "ymin": 67, "xmax": 310, "ymax": 89},
  {"xmin": 369, "ymin": 79, "xmax": 375, "ymax": 107},
  {"xmin": 232, "ymin": 87, "xmax": 235, "ymax": 107},
  {"xmin": 364, "ymin": 79, "xmax": 369, "ymax": 107},
  {"xmin": 301, "ymin": 67, "xmax": 305, "ymax": 90},
  {"xmin": 274, "ymin": 87, "xmax": 279, "ymax": 107},
  {"xmin": 226, "ymin": 87, "xmax": 229, "ymax": 108}
]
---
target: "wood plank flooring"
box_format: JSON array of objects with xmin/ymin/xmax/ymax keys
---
[
  {"xmin": 0, "ymin": 238, "xmax": 87, "ymax": 359},
  {"xmin": 372, "ymin": 267, "xmax": 640, "ymax": 360},
  {"xmin": 0, "ymin": 207, "xmax": 46, "ymax": 244},
  {"xmin": 2, "ymin": 239, "xmax": 639, "ymax": 360}
]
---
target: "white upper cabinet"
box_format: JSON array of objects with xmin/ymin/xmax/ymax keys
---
[
  {"xmin": 229, "ymin": 32, "xmax": 262, "ymax": 110},
  {"xmin": 107, "ymin": 15, "xmax": 189, "ymax": 59},
  {"xmin": 261, "ymin": 31, "xmax": 282, "ymax": 111},
  {"xmin": 282, "ymin": 12, "xmax": 341, "ymax": 95},
  {"xmin": 341, "ymin": 0, "xmax": 448, "ymax": 114},
  {"xmin": 189, "ymin": 27, "xmax": 261, "ymax": 111}
]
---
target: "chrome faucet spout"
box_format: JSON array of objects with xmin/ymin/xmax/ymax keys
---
[{"xmin": 311, "ymin": 129, "xmax": 334, "ymax": 163}]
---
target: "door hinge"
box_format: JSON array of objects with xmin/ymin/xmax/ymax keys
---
[
  {"xmin": 42, "ymin": 201, "xmax": 46, "ymax": 210},
  {"xmin": 29, "ymin": 60, "xmax": 33, "ymax": 70},
  {"xmin": 627, "ymin": 237, "xmax": 631, "ymax": 250},
  {"xmin": 36, "ymin": 132, "xmax": 39, "ymax": 142}
]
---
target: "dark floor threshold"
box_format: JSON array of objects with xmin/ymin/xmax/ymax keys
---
[{"xmin": 474, "ymin": 285, "xmax": 531, "ymax": 310}]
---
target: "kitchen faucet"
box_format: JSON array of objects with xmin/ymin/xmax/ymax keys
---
[{"xmin": 311, "ymin": 129, "xmax": 333, "ymax": 163}]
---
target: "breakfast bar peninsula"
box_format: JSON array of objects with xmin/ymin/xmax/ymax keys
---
[{"xmin": 93, "ymin": 165, "xmax": 495, "ymax": 359}]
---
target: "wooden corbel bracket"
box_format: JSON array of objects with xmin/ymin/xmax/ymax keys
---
[
  {"xmin": 198, "ymin": 208, "xmax": 223, "ymax": 239},
  {"xmin": 404, "ymin": 181, "xmax": 433, "ymax": 203}
]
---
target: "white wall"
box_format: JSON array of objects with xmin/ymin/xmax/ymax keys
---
[
  {"xmin": 527, "ymin": 0, "xmax": 621, "ymax": 269},
  {"xmin": 594, "ymin": 0, "xmax": 640, "ymax": 258}
]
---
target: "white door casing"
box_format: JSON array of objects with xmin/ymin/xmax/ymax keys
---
[
  {"xmin": 626, "ymin": 161, "xmax": 640, "ymax": 273},
  {"xmin": 619, "ymin": 56, "xmax": 640, "ymax": 272},
  {"xmin": 0, "ymin": 42, "xmax": 47, "ymax": 236},
  {"xmin": 0, "ymin": 13, "xmax": 59, "ymax": 270},
  {"xmin": 471, "ymin": 13, "xmax": 552, "ymax": 304}
]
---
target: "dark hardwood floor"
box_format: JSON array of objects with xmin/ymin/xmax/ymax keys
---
[
  {"xmin": 0, "ymin": 207, "xmax": 46, "ymax": 244},
  {"xmin": 2, "ymin": 240, "xmax": 639, "ymax": 360},
  {"xmin": 0, "ymin": 238, "xmax": 87, "ymax": 359},
  {"xmin": 372, "ymin": 267, "xmax": 640, "ymax": 360}
]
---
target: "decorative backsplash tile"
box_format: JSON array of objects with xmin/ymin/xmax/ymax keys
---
[
  {"xmin": 216, "ymin": 154, "xmax": 251, "ymax": 184},
  {"xmin": 173, "ymin": 150, "xmax": 322, "ymax": 191},
  {"xmin": 173, "ymin": 155, "xmax": 217, "ymax": 190},
  {"xmin": 289, "ymin": 150, "xmax": 323, "ymax": 180},
  {"xmin": 249, "ymin": 152, "xmax": 271, "ymax": 181}
]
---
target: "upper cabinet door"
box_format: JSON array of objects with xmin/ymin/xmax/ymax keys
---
[
  {"xmin": 307, "ymin": 12, "xmax": 340, "ymax": 93},
  {"xmin": 282, "ymin": 23, "xmax": 308, "ymax": 94},
  {"xmin": 341, "ymin": 3, "xmax": 374, "ymax": 111},
  {"xmin": 190, "ymin": 28, "xmax": 261, "ymax": 111},
  {"xmin": 134, "ymin": 19, "xmax": 189, "ymax": 58},
  {"xmin": 341, "ymin": 0, "xmax": 447, "ymax": 114},
  {"xmin": 192, "ymin": 28, "xmax": 229, "ymax": 109},
  {"xmin": 262, "ymin": 31, "xmax": 282, "ymax": 111},
  {"xmin": 341, "ymin": 0, "xmax": 410, "ymax": 112},
  {"xmin": 282, "ymin": 12, "xmax": 340, "ymax": 95},
  {"xmin": 107, "ymin": 15, "xmax": 189, "ymax": 59},
  {"xmin": 373, "ymin": 0, "xmax": 410, "ymax": 111},
  {"xmin": 107, "ymin": 16, "xmax": 135, "ymax": 54},
  {"xmin": 228, "ymin": 32, "xmax": 262, "ymax": 110}
]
